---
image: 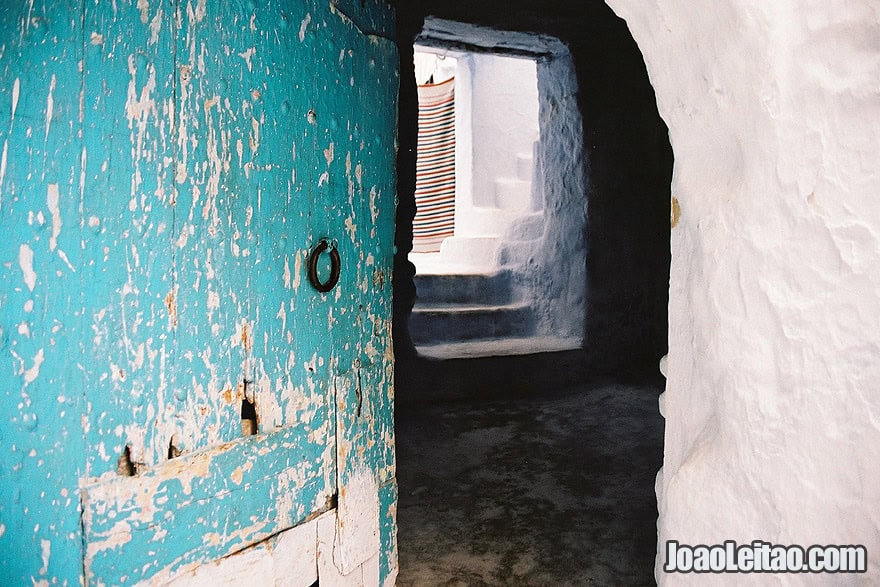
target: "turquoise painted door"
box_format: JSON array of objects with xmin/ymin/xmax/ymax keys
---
[{"xmin": 0, "ymin": 1, "xmax": 399, "ymax": 584}]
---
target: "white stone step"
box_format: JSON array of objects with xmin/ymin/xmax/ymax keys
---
[
  {"xmin": 462, "ymin": 206, "xmax": 522, "ymax": 238},
  {"xmin": 505, "ymin": 212, "xmax": 544, "ymax": 241},
  {"xmin": 409, "ymin": 301, "xmax": 535, "ymax": 344},
  {"xmin": 516, "ymin": 152, "xmax": 534, "ymax": 181},
  {"xmin": 438, "ymin": 236, "xmax": 499, "ymax": 271},
  {"xmin": 415, "ymin": 335, "xmax": 583, "ymax": 360},
  {"xmin": 413, "ymin": 271, "xmax": 513, "ymax": 305},
  {"xmin": 494, "ymin": 178, "xmax": 532, "ymax": 210},
  {"xmin": 410, "ymin": 237, "xmax": 500, "ymax": 275},
  {"xmin": 497, "ymin": 240, "xmax": 539, "ymax": 267}
]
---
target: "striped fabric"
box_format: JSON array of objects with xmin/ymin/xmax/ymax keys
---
[{"xmin": 413, "ymin": 77, "xmax": 456, "ymax": 253}]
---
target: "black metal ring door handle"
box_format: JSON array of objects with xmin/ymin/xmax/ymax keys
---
[{"xmin": 308, "ymin": 238, "xmax": 341, "ymax": 293}]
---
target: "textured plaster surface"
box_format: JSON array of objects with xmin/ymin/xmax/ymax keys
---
[
  {"xmin": 525, "ymin": 50, "xmax": 586, "ymax": 341},
  {"xmin": 604, "ymin": 0, "xmax": 880, "ymax": 583}
]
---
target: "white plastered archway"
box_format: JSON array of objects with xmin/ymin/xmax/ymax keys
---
[{"xmin": 605, "ymin": 0, "xmax": 880, "ymax": 582}]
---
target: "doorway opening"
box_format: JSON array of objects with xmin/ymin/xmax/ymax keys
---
[
  {"xmin": 392, "ymin": 5, "xmax": 672, "ymax": 585},
  {"xmin": 406, "ymin": 20, "xmax": 587, "ymax": 360}
]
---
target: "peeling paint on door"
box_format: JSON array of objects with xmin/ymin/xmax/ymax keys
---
[{"xmin": 0, "ymin": 0, "xmax": 399, "ymax": 584}]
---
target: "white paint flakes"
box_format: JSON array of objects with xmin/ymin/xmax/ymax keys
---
[
  {"xmin": 44, "ymin": 74, "xmax": 56, "ymax": 143},
  {"xmin": 192, "ymin": 0, "xmax": 207, "ymax": 23},
  {"xmin": 90, "ymin": 32, "xmax": 104, "ymax": 45},
  {"xmin": 0, "ymin": 139, "xmax": 7, "ymax": 193},
  {"xmin": 333, "ymin": 468, "xmax": 380, "ymax": 575},
  {"xmin": 24, "ymin": 349, "xmax": 45, "ymax": 385},
  {"xmin": 149, "ymin": 8, "xmax": 163, "ymax": 45},
  {"xmin": 293, "ymin": 252, "xmax": 302, "ymax": 292},
  {"xmin": 276, "ymin": 302, "xmax": 287, "ymax": 335},
  {"xmin": 324, "ymin": 142, "xmax": 335, "ymax": 166},
  {"xmin": 205, "ymin": 249, "xmax": 215, "ymax": 280},
  {"xmin": 175, "ymin": 162, "xmax": 187, "ymax": 184},
  {"xmin": 167, "ymin": 514, "xmax": 325, "ymax": 587},
  {"xmin": 19, "ymin": 243, "xmax": 36, "ymax": 291},
  {"xmin": 47, "ymin": 183, "xmax": 61, "ymax": 251},
  {"xmin": 250, "ymin": 117, "xmax": 261, "ymax": 155},
  {"xmin": 364, "ymin": 343, "xmax": 378, "ymax": 362},
  {"xmin": 369, "ymin": 186, "xmax": 379, "ymax": 224},
  {"xmin": 344, "ymin": 216, "xmax": 357, "ymax": 242},
  {"xmin": 299, "ymin": 13, "xmax": 312, "ymax": 42},
  {"xmin": 283, "ymin": 256, "xmax": 292, "ymax": 289},
  {"xmin": 136, "ymin": 0, "xmax": 149, "ymax": 23},
  {"xmin": 206, "ymin": 290, "xmax": 220, "ymax": 312},
  {"xmin": 85, "ymin": 520, "xmax": 133, "ymax": 558},
  {"xmin": 238, "ymin": 47, "xmax": 256, "ymax": 73},
  {"xmin": 3, "ymin": 83, "xmax": 18, "ymax": 197},
  {"xmin": 11, "ymin": 78, "xmax": 20, "ymax": 124},
  {"xmin": 176, "ymin": 225, "xmax": 189, "ymax": 248},
  {"xmin": 57, "ymin": 250, "xmax": 75, "ymax": 272},
  {"xmin": 39, "ymin": 539, "xmax": 50, "ymax": 575}
]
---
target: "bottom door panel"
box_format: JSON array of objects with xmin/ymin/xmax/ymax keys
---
[{"xmin": 81, "ymin": 423, "xmax": 335, "ymax": 585}]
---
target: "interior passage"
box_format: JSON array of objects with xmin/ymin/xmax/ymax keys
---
[{"xmin": 395, "ymin": 353, "xmax": 664, "ymax": 586}]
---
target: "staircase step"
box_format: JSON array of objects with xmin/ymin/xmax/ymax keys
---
[
  {"xmin": 409, "ymin": 301, "xmax": 534, "ymax": 344},
  {"xmin": 505, "ymin": 212, "xmax": 544, "ymax": 241},
  {"xmin": 415, "ymin": 335, "xmax": 583, "ymax": 360},
  {"xmin": 497, "ymin": 239, "xmax": 540, "ymax": 267},
  {"xmin": 463, "ymin": 206, "xmax": 514, "ymax": 237},
  {"xmin": 413, "ymin": 271, "xmax": 512, "ymax": 305},
  {"xmin": 494, "ymin": 178, "xmax": 532, "ymax": 210},
  {"xmin": 437, "ymin": 236, "xmax": 499, "ymax": 271},
  {"xmin": 414, "ymin": 302, "xmax": 519, "ymax": 313},
  {"xmin": 516, "ymin": 152, "xmax": 534, "ymax": 181}
]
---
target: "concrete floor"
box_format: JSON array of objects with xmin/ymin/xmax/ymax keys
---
[{"xmin": 395, "ymin": 354, "xmax": 665, "ymax": 586}]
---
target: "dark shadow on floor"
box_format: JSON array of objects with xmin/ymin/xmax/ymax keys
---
[{"xmin": 395, "ymin": 354, "xmax": 665, "ymax": 586}]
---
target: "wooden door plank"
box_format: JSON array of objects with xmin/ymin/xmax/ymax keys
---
[
  {"xmin": 0, "ymin": 2, "xmax": 87, "ymax": 581},
  {"xmin": 82, "ymin": 425, "xmax": 333, "ymax": 584}
]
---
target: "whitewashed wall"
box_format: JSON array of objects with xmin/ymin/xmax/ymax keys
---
[
  {"xmin": 452, "ymin": 53, "xmax": 540, "ymax": 240},
  {"xmin": 605, "ymin": 0, "xmax": 880, "ymax": 583},
  {"xmin": 411, "ymin": 48, "xmax": 540, "ymax": 242},
  {"xmin": 469, "ymin": 53, "xmax": 540, "ymax": 211}
]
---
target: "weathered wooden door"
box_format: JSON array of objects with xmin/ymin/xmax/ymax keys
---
[{"xmin": 0, "ymin": 1, "xmax": 398, "ymax": 585}]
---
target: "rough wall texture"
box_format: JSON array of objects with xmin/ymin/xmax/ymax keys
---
[
  {"xmin": 0, "ymin": 1, "xmax": 399, "ymax": 584},
  {"xmin": 393, "ymin": 1, "xmax": 880, "ymax": 583},
  {"xmin": 391, "ymin": 0, "xmax": 672, "ymax": 378},
  {"xmin": 529, "ymin": 51, "xmax": 587, "ymax": 341},
  {"xmin": 605, "ymin": 0, "xmax": 880, "ymax": 582}
]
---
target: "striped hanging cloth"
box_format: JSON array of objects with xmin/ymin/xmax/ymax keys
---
[{"xmin": 413, "ymin": 77, "xmax": 456, "ymax": 253}]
